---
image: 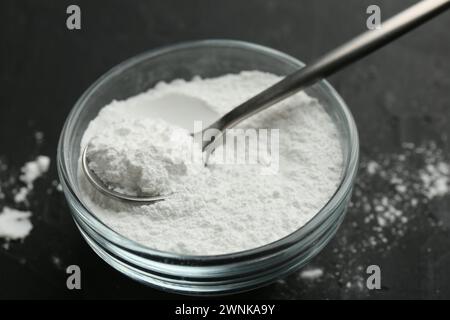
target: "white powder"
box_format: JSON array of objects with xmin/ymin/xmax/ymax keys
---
[
  {"xmin": 79, "ymin": 71, "xmax": 343, "ymax": 255},
  {"xmin": 326, "ymin": 141, "xmax": 450, "ymax": 293},
  {"xmin": 14, "ymin": 187, "xmax": 29, "ymax": 203},
  {"xmin": 0, "ymin": 207, "xmax": 33, "ymax": 240},
  {"xmin": 420, "ymin": 162, "xmax": 449, "ymax": 198},
  {"xmin": 359, "ymin": 142, "xmax": 449, "ymax": 239},
  {"xmin": 366, "ymin": 160, "xmax": 380, "ymax": 175},
  {"xmin": 300, "ymin": 267, "xmax": 324, "ymax": 280},
  {"xmin": 87, "ymin": 118, "xmax": 202, "ymax": 196},
  {"xmin": 20, "ymin": 155, "xmax": 50, "ymax": 187},
  {"xmin": 14, "ymin": 155, "xmax": 51, "ymax": 203},
  {"xmin": 0, "ymin": 155, "xmax": 50, "ymax": 243}
]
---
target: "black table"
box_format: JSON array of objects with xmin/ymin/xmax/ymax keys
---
[{"xmin": 1, "ymin": 0, "xmax": 449, "ymax": 299}]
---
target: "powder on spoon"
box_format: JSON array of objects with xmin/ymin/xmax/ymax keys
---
[
  {"xmin": 79, "ymin": 71, "xmax": 343, "ymax": 255},
  {"xmin": 86, "ymin": 118, "xmax": 201, "ymax": 196}
]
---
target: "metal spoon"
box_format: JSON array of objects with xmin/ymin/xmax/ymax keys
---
[{"xmin": 82, "ymin": 0, "xmax": 450, "ymax": 203}]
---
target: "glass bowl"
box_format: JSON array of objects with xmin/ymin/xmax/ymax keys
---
[{"xmin": 57, "ymin": 40, "xmax": 359, "ymax": 295}]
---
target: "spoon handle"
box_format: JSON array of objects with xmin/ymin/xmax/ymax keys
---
[{"xmin": 204, "ymin": 0, "xmax": 450, "ymax": 142}]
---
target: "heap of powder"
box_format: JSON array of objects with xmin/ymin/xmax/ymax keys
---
[
  {"xmin": 87, "ymin": 118, "xmax": 201, "ymax": 196},
  {"xmin": 79, "ymin": 71, "xmax": 343, "ymax": 255}
]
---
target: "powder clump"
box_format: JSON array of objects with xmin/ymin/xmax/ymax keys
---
[
  {"xmin": 86, "ymin": 118, "xmax": 200, "ymax": 196},
  {"xmin": 20, "ymin": 155, "xmax": 50, "ymax": 187},
  {"xmin": 0, "ymin": 207, "xmax": 33, "ymax": 240},
  {"xmin": 15, "ymin": 155, "xmax": 51, "ymax": 203}
]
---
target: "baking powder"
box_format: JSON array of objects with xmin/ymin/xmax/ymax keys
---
[{"xmin": 79, "ymin": 71, "xmax": 343, "ymax": 255}]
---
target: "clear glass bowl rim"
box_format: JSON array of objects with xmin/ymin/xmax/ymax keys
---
[{"xmin": 57, "ymin": 39, "xmax": 359, "ymax": 263}]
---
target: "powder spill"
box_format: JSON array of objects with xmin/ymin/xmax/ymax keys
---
[
  {"xmin": 51, "ymin": 255, "xmax": 63, "ymax": 269},
  {"xmin": 34, "ymin": 131, "xmax": 44, "ymax": 144},
  {"xmin": 420, "ymin": 161, "xmax": 449, "ymax": 199},
  {"xmin": 0, "ymin": 207, "xmax": 33, "ymax": 240},
  {"xmin": 79, "ymin": 71, "xmax": 344, "ymax": 255},
  {"xmin": 282, "ymin": 141, "xmax": 450, "ymax": 296},
  {"xmin": 14, "ymin": 155, "xmax": 51, "ymax": 204},
  {"xmin": 20, "ymin": 155, "xmax": 51, "ymax": 188},
  {"xmin": 355, "ymin": 141, "xmax": 449, "ymax": 244},
  {"xmin": 299, "ymin": 268, "xmax": 324, "ymax": 280},
  {"xmin": 1, "ymin": 154, "xmax": 51, "ymax": 242},
  {"xmin": 14, "ymin": 187, "xmax": 28, "ymax": 203}
]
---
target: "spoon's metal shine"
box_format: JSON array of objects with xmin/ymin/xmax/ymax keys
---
[{"xmin": 82, "ymin": 0, "xmax": 450, "ymax": 203}]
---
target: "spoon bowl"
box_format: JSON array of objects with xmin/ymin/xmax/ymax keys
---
[{"xmin": 81, "ymin": 144, "xmax": 169, "ymax": 203}]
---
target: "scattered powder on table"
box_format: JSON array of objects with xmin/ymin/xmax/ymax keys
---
[
  {"xmin": 51, "ymin": 180, "xmax": 63, "ymax": 192},
  {"xmin": 0, "ymin": 155, "xmax": 50, "ymax": 242},
  {"xmin": 51, "ymin": 255, "xmax": 63, "ymax": 269},
  {"xmin": 0, "ymin": 207, "xmax": 33, "ymax": 240},
  {"xmin": 79, "ymin": 71, "xmax": 344, "ymax": 255},
  {"xmin": 300, "ymin": 267, "xmax": 324, "ymax": 280},
  {"xmin": 34, "ymin": 131, "xmax": 44, "ymax": 144},
  {"xmin": 272, "ymin": 142, "xmax": 449, "ymax": 297},
  {"xmin": 313, "ymin": 141, "xmax": 449, "ymax": 295},
  {"xmin": 20, "ymin": 155, "xmax": 50, "ymax": 186},
  {"xmin": 14, "ymin": 155, "xmax": 51, "ymax": 203},
  {"xmin": 0, "ymin": 171, "xmax": 4, "ymax": 201},
  {"xmin": 420, "ymin": 161, "xmax": 449, "ymax": 199},
  {"xmin": 354, "ymin": 141, "xmax": 449, "ymax": 245}
]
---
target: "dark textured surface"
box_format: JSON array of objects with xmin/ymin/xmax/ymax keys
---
[{"xmin": 0, "ymin": 0, "xmax": 449, "ymax": 299}]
